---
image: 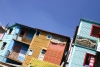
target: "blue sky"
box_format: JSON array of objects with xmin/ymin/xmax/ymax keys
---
[{"xmin": 0, "ymin": 0, "xmax": 100, "ymax": 38}]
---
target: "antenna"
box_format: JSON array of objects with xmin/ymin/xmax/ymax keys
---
[
  {"xmin": 80, "ymin": 12, "xmax": 83, "ymax": 18},
  {"xmin": 5, "ymin": 23, "xmax": 9, "ymax": 28}
]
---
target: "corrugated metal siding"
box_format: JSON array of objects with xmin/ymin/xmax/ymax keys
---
[
  {"xmin": 30, "ymin": 58, "xmax": 60, "ymax": 67},
  {"xmin": 0, "ymin": 26, "xmax": 19, "ymax": 58},
  {"xmin": 0, "ymin": 25, "xmax": 32, "ymax": 63},
  {"xmin": 68, "ymin": 46, "xmax": 96, "ymax": 67},
  {"xmin": 77, "ymin": 21, "xmax": 98, "ymax": 41},
  {"xmin": 43, "ymin": 41, "xmax": 66, "ymax": 65},
  {"xmin": 69, "ymin": 20, "xmax": 97, "ymax": 67}
]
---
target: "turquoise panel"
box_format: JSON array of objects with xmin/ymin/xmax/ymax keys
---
[
  {"xmin": 77, "ymin": 21, "xmax": 98, "ymax": 41},
  {"xmin": 68, "ymin": 46, "xmax": 96, "ymax": 67}
]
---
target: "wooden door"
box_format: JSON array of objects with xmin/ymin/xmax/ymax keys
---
[{"xmin": 10, "ymin": 45, "xmax": 21, "ymax": 59}]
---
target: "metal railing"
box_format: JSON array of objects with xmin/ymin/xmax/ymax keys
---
[{"xmin": 14, "ymin": 34, "xmax": 32, "ymax": 44}]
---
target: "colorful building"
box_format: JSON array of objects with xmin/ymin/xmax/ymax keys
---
[
  {"xmin": 23, "ymin": 28, "xmax": 70, "ymax": 67},
  {"xmin": 68, "ymin": 18, "xmax": 100, "ymax": 67},
  {"xmin": 0, "ymin": 23, "xmax": 36, "ymax": 66},
  {"xmin": 0, "ymin": 23, "xmax": 70, "ymax": 67}
]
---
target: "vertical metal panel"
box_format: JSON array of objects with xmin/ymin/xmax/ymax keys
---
[{"xmin": 43, "ymin": 41, "xmax": 66, "ymax": 65}]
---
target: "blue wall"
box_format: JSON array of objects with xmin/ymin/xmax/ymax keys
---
[
  {"xmin": 2, "ymin": 41, "xmax": 29, "ymax": 62},
  {"xmin": 0, "ymin": 26, "xmax": 17, "ymax": 61},
  {"xmin": 0, "ymin": 24, "xmax": 35, "ymax": 63},
  {"xmin": 68, "ymin": 46, "xmax": 96, "ymax": 67},
  {"xmin": 68, "ymin": 19, "xmax": 99, "ymax": 67}
]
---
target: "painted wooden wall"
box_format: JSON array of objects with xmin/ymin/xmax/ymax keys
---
[
  {"xmin": 23, "ymin": 30, "xmax": 69, "ymax": 67},
  {"xmin": 0, "ymin": 25, "xmax": 35, "ymax": 64},
  {"xmin": 68, "ymin": 19, "xmax": 98, "ymax": 67},
  {"xmin": 23, "ymin": 31, "xmax": 50, "ymax": 67},
  {"xmin": 0, "ymin": 26, "xmax": 17, "ymax": 61}
]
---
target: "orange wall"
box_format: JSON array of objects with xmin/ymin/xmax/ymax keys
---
[{"xmin": 43, "ymin": 41, "xmax": 66, "ymax": 65}]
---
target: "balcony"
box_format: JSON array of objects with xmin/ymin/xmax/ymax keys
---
[
  {"xmin": 13, "ymin": 34, "xmax": 32, "ymax": 45},
  {"xmin": 5, "ymin": 50, "xmax": 22, "ymax": 64}
]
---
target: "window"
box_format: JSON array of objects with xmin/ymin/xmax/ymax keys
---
[
  {"xmin": 47, "ymin": 34, "xmax": 52, "ymax": 39},
  {"xmin": 36, "ymin": 30, "xmax": 40, "ymax": 36},
  {"xmin": 41, "ymin": 49, "xmax": 46, "ymax": 54},
  {"xmin": 1, "ymin": 42, "xmax": 7, "ymax": 50},
  {"xmin": 90, "ymin": 24, "xmax": 100, "ymax": 38},
  {"xmin": 38, "ymin": 49, "xmax": 46, "ymax": 60},
  {"xmin": 83, "ymin": 53, "xmax": 96, "ymax": 67},
  {"xmin": 9, "ymin": 28, "xmax": 13, "ymax": 34},
  {"xmin": 28, "ymin": 49, "xmax": 33, "ymax": 55}
]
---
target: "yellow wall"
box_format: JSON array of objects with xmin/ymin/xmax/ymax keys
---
[
  {"xmin": 30, "ymin": 58, "xmax": 60, "ymax": 67},
  {"xmin": 23, "ymin": 31, "xmax": 50, "ymax": 67},
  {"xmin": 22, "ymin": 31, "xmax": 68, "ymax": 67}
]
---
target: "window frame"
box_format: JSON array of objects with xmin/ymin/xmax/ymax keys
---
[
  {"xmin": 1, "ymin": 42, "xmax": 7, "ymax": 50},
  {"xmin": 47, "ymin": 34, "xmax": 52, "ymax": 39},
  {"xmin": 83, "ymin": 52, "xmax": 96, "ymax": 66},
  {"xmin": 90, "ymin": 24, "xmax": 100, "ymax": 38},
  {"xmin": 36, "ymin": 30, "xmax": 40, "ymax": 36},
  {"xmin": 28, "ymin": 49, "xmax": 33, "ymax": 56}
]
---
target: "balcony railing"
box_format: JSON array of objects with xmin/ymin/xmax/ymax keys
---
[
  {"xmin": 14, "ymin": 34, "xmax": 32, "ymax": 45},
  {"xmin": 5, "ymin": 50, "xmax": 22, "ymax": 64}
]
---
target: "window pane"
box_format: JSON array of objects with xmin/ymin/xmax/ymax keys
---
[
  {"xmin": 36, "ymin": 30, "xmax": 40, "ymax": 36},
  {"xmin": 28, "ymin": 49, "xmax": 33, "ymax": 55},
  {"xmin": 47, "ymin": 34, "xmax": 52, "ymax": 39},
  {"xmin": 1, "ymin": 42, "xmax": 7, "ymax": 50}
]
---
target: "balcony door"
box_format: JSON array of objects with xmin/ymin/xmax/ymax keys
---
[{"xmin": 10, "ymin": 45, "xmax": 21, "ymax": 60}]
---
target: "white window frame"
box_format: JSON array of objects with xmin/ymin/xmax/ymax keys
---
[
  {"xmin": 47, "ymin": 34, "xmax": 52, "ymax": 39},
  {"xmin": 28, "ymin": 49, "xmax": 33, "ymax": 56}
]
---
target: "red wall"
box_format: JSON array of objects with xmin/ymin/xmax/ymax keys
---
[{"xmin": 43, "ymin": 41, "xmax": 66, "ymax": 65}]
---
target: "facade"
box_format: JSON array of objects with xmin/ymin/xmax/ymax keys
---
[
  {"xmin": 23, "ymin": 29, "xmax": 70, "ymax": 67},
  {"xmin": 68, "ymin": 18, "xmax": 100, "ymax": 67},
  {"xmin": 0, "ymin": 23, "xmax": 70, "ymax": 67},
  {"xmin": 0, "ymin": 23, "xmax": 35, "ymax": 66}
]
